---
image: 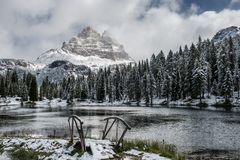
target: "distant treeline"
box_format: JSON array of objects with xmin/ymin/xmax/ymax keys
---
[{"xmin": 0, "ymin": 71, "xmax": 38, "ymax": 101}]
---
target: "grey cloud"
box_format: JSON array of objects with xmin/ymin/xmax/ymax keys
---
[{"xmin": 0, "ymin": 0, "xmax": 240, "ymax": 61}]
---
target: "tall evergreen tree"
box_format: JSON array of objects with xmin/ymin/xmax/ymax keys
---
[
  {"xmin": 96, "ymin": 69, "xmax": 105, "ymax": 102},
  {"xmin": 81, "ymin": 77, "xmax": 88, "ymax": 100},
  {"xmin": 218, "ymin": 47, "xmax": 233, "ymax": 100},
  {"xmin": 29, "ymin": 75, "xmax": 38, "ymax": 101},
  {"xmin": 162, "ymin": 73, "xmax": 171, "ymax": 103},
  {"xmin": 0, "ymin": 77, "xmax": 5, "ymax": 97}
]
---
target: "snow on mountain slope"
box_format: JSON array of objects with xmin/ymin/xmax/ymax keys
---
[
  {"xmin": 36, "ymin": 26, "xmax": 134, "ymax": 69},
  {"xmin": 212, "ymin": 26, "xmax": 240, "ymax": 43},
  {"xmin": 212, "ymin": 26, "xmax": 240, "ymax": 56},
  {"xmin": 0, "ymin": 59, "xmax": 37, "ymax": 75},
  {"xmin": 36, "ymin": 48, "xmax": 133, "ymax": 69},
  {"xmin": 37, "ymin": 60, "xmax": 90, "ymax": 83},
  {"xmin": 0, "ymin": 27, "xmax": 134, "ymax": 83}
]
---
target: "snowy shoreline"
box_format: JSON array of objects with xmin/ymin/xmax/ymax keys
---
[{"xmin": 1, "ymin": 96, "xmax": 240, "ymax": 112}]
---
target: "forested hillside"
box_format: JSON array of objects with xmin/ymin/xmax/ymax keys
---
[{"xmin": 1, "ymin": 35, "xmax": 239, "ymax": 107}]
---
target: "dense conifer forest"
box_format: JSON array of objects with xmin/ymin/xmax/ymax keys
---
[{"xmin": 0, "ymin": 36, "xmax": 239, "ymax": 106}]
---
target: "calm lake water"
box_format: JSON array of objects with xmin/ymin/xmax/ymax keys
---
[{"xmin": 0, "ymin": 104, "xmax": 240, "ymax": 159}]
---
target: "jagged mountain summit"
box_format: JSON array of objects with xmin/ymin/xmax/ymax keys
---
[{"xmin": 36, "ymin": 26, "xmax": 134, "ymax": 68}]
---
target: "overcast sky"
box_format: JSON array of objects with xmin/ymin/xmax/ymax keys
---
[{"xmin": 0, "ymin": 0, "xmax": 240, "ymax": 61}]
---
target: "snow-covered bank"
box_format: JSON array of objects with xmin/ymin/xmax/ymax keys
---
[
  {"xmin": 0, "ymin": 97, "xmax": 22, "ymax": 111},
  {"xmin": 73, "ymin": 97, "xmax": 240, "ymax": 112},
  {"xmin": 160, "ymin": 95, "xmax": 240, "ymax": 112},
  {"xmin": 34, "ymin": 98, "xmax": 67, "ymax": 107},
  {"xmin": 0, "ymin": 97, "xmax": 21, "ymax": 107},
  {"xmin": 0, "ymin": 97, "xmax": 67, "ymax": 109},
  {"xmin": 0, "ymin": 138, "xmax": 171, "ymax": 160},
  {"xmin": 1, "ymin": 95, "xmax": 240, "ymax": 112}
]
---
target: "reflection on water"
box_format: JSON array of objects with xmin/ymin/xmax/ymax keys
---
[
  {"xmin": 125, "ymin": 114, "xmax": 184, "ymax": 128},
  {"xmin": 0, "ymin": 105, "xmax": 240, "ymax": 158}
]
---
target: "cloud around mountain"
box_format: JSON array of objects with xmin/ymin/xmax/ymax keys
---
[{"xmin": 0, "ymin": 0, "xmax": 240, "ymax": 61}]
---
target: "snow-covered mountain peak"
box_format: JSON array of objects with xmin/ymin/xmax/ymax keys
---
[
  {"xmin": 102, "ymin": 30, "xmax": 120, "ymax": 46},
  {"xmin": 36, "ymin": 26, "xmax": 134, "ymax": 68},
  {"xmin": 77, "ymin": 26, "xmax": 101, "ymax": 39},
  {"xmin": 212, "ymin": 26, "xmax": 240, "ymax": 43},
  {"xmin": 102, "ymin": 30, "xmax": 111, "ymax": 37}
]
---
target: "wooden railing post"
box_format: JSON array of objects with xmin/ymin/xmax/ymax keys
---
[
  {"xmin": 68, "ymin": 115, "xmax": 86, "ymax": 151},
  {"xmin": 102, "ymin": 116, "xmax": 131, "ymax": 149}
]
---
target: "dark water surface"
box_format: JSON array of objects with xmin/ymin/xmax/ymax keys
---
[{"xmin": 0, "ymin": 105, "xmax": 240, "ymax": 159}]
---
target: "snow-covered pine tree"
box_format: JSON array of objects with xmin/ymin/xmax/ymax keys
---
[
  {"xmin": 209, "ymin": 42, "xmax": 218, "ymax": 87},
  {"xmin": 187, "ymin": 44, "xmax": 198, "ymax": 97},
  {"xmin": 192, "ymin": 58, "xmax": 206, "ymax": 102},
  {"xmin": 234, "ymin": 55, "xmax": 240, "ymax": 98},
  {"xmin": 134, "ymin": 66, "xmax": 141, "ymax": 105},
  {"xmin": 107, "ymin": 74, "xmax": 114, "ymax": 103},
  {"xmin": 75, "ymin": 76, "xmax": 81, "ymax": 99},
  {"xmin": 29, "ymin": 75, "xmax": 38, "ymax": 102},
  {"xmin": 218, "ymin": 47, "xmax": 233, "ymax": 101},
  {"xmin": 113, "ymin": 66, "xmax": 121, "ymax": 101},
  {"xmin": 81, "ymin": 76, "xmax": 88, "ymax": 101},
  {"xmin": 4, "ymin": 70, "xmax": 11, "ymax": 96},
  {"xmin": 170, "ymin": 53, "xmax": 181, "ymax": 101},
  {"xmin": 96, "ymin": 69, "xmax": 105, "ymax": 102},
  {"xmin": 223, "ymin": 67, "xmax": 233, "ymax": 101},
  {"xmin": 10, "ymin": 70, "xmax": 19, "ymax": 96},
  {"xmin": 155, "ymin": 51, "xmax": 165, "ymax": 99},
  {"xmin": 206, "ymin": 62, "xmax": 212, "ymax": 98},
  {"xmin": 126, "ymin": 65, "xmax": 135, "ymax": 102},
  {"xmin": 149, "ymin": 69, "xmax": 156, "ymax": 106},
  {"xmin": 142, "ymin": 71, "xmax": 150, "ymax": 106},
  {"xmin": 162, "ymin": 73, "xmax": 171, "ymax": 103},
  {"xmin": 228, "ymin": 36, "xmax": 236, "ymax": 75},
  {"xmin": 182, "ymin": 45, "xmax": 189, "ymax": 99},
  {"xmin": 0, "ymin": 76, "xmax": 5, "ymax": 97},
  {"xmin": 39, "ymin": 85, "xmax": 43, "ymax": 101},
  {"xmin": 19, "ymin": 80, "xmax": 28, "ymax": 101}
]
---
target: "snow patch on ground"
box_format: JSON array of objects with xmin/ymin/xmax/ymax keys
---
[
  {"xmin": 0, "ymin": 97, "xmax": 68, "ymax": 109},
  {"xmin": 35, "ymin": 98, "xmax": 67, "ymax": 108},
  {"xmin": 0, "ymin": 97, "xmax": 21, "ymax": 111},
  {"xmin": 0, "ymin": 138, "xmax": 81, "ymax": 160},
  {"xmin": 75, "ymin": 100, "xmax": 124, "ymax": 106},
  {"xmin": 125, "ymin": 149, "xmax": 171, "ymax": 160},
  {"xmin": 0, "ymin": 151, "xmax": 11, "ymax": 160},
  {"xmin": 0, "ymin": 138, "xmax": 170, "ymax": 160}
]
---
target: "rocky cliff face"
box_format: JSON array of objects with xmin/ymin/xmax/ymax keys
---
[
  {"xmin": 65, "ymin": 27, "xmax": 131, "ymax": 60},
  {"xmin": 212, "ymin": 26, "xmax": 240, "ymax": 43}
]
